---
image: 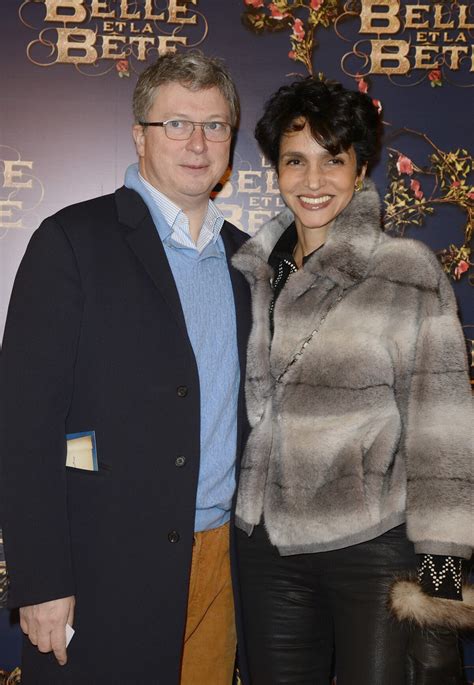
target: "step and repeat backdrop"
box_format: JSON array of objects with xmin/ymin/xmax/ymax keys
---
[{"xmin": 1, "ymin": 0, "xmax": 473, "ymax": 679}]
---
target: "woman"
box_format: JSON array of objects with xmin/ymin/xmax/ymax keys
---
[{"xmin": 233, "ymin": 78, "xmax": 473, "ymax": 684}]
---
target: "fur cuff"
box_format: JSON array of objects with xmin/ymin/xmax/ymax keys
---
[{"xmin": 390, "ymin": 578, "xmax": 474, "ymax": 630}]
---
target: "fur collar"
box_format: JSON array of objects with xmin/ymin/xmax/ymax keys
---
[{"xmin": 233, "ymin": 178, "xmax": 382, "ymax": 289}]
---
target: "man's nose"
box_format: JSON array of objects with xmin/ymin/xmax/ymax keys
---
[{"xmin": 185, "ymin": 125, "xmax": 207, "ymax": 153}]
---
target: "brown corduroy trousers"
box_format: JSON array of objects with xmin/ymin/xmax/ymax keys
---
[{"xmin": 180, "ymin": 522, "xmax": 236, "ymax": 685}]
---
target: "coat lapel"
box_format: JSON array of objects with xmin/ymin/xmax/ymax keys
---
[
  {"xmin": 222, "ymin": 223, "xmax": 251, "ymax": 377},
  {"xmin": 115, "ymin": 186, "xmax": 189, "ymax": 337}
]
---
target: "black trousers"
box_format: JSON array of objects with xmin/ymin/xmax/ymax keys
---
[{"xmin": 236, "ymin": 524, "xmax": 464, "ymax": 685}]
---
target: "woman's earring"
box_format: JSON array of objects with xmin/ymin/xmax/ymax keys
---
[{"xmin": 354, "ymin": 180, "xmax": 363, "ymax": 192}]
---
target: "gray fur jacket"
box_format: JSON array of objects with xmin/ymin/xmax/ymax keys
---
[{"xmin": 233, "ymin": 180, "xmax": 473, "ymax": 562}]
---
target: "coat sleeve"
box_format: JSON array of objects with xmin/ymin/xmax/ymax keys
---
[
  {"xmin": 0, "ymin": 217, "xmax": 83, "ymax": 607},
  {"xmin": 404, "ymin": 268, "xmax": 473, "ymax": 559}
]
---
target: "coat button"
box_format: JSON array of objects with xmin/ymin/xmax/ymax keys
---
[
  {"xmin": 168, "ymin": 530, "xmax": 180, "ymax": 543},
  {"xmin": 175, "ymin": 456, "xmax": 186, "ymax": 467},
  {"xmin": 177, "ymin": 385, "xmax": 188, "ymax": 397}
]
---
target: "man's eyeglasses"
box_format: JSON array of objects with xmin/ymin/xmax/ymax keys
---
[{"xmin": 139, "ymin": 119, "xmax": 233, "ymax": 142}]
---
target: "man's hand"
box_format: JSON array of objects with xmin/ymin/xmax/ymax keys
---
[{"xmin": 19, "ymin": 595, "xmax": 75, "ymax": 666}]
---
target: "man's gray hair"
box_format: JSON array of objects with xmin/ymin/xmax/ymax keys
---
[{"xmin": 133, "ymin": 50, "xmax": 240, "ymax": 128}]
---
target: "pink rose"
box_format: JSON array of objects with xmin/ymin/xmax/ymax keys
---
[
  {"xmin": 451, "ymin": 181, "xmax": 460, "ymax": 188},
  {"xmin": 428, "ymin": 69, "xmax": 441, "ymax": 82},
  {"xmin": 428, "ymin": 69, "xmax": 442, "ymax": 87},
  {"xmin": 410, "ymin": 179, "xmax": 423, "ymax": 199},
  {"xmin": 311, "ymin": 0, "xmax": 323, "ymax": 9},
  {"xmin": 372, "ymin": 98, "xmax": 382, "ymax": 114},
  {"xmin": 245, "ymin": 0, "xmax": 264, "ymax": 6},
  {"xmin": 269, "ymin": 3, "xmax": 287, "ymax": 18},
  {"xmin": 454, "ymin": 260, "xmax": 469, "ymax": 279},
  {"xmin": 288, "ymin": 50, "xmax": 297, "ymax": 60},
  {"xmin": 468, "ymin": 191, "xmax": 474, "ymax": 199},
  {"xmin": 292, "ymin": 18, "xmax": 305, "ymax": 41},
  {"xmin": 116, "ymin": 59, "xmax": 129, "ymax": 73},
  {"xmin": 115, "ymin": 59, "xmax": 130, "ymax": 78},
  {"xmin": 396, "ymin": 154, "xmax": 414, "ymax": 176}
]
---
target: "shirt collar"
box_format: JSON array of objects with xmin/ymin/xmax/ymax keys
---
[{"xmin": 138, "ymin": 172, "xmax": 224, "ymax": 254}]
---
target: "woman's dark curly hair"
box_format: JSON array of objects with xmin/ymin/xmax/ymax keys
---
[{"xmin": 255, "ymin": 78, "xmax": 381, "ymax": 173}]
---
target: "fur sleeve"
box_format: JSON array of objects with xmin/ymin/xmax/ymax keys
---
[{"xmin": 404, "ymin": 268, "xmax": 473, "ymax": 559}]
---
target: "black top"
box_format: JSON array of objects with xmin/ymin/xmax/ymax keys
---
[{"xmin": 268, "ymin": 222, "xmax": 321, "ymax": 337}]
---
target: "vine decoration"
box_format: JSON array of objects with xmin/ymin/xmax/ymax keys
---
[
  {"xmin": 0, "ymin": 669, "xmax": 22, "ymax": 685},
  {"xmin": 242, "ymin": 0, "xmax": 340, "ymax": 75},
  {"xmin": 384, "ymin": 131, "xmax": 474, "ymax": 282}
]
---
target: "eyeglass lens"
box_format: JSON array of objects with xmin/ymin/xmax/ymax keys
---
[{"xmin": 164, "ymin": 120, "xmax": 231, "ymax": 141}]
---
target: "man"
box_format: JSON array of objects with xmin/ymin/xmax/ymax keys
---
[{"xmin": 1, "ymin": 51, "xmax": 250, "ymax": 684}]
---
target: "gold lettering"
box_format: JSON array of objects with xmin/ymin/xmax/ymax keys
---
[
  {"xmin": 120, "ymin": 0, "xmax": 140, "ymax": 20},
  {"xmin": 248, "ymin": 210, "xmax": 273, "ymax": 234},
  {"xmin": 102, "ymin": 20, "xmax": 115, "ymax": 32},
  {"xmin": 44, "ymin": 0, "xmax": 87, "ymax": 23},
  {"xmin": 56, "ymin": 28, "xmax": 97, "ymax": 63},
  {"xmin": 455, "ymin": 32, "xmax": 467, "ymax": 42},
  {"xmin": 434, "ymin": 5, "xmax": 454, "ymax": 29},
  {"xmin": 265, "ymin": 170, "xmax": 280, "ymax": 195},
  {"xmin": 101, "ymin": 35, "xmax": 127, "ymax": 59},
  {"xmin": 369, "ymin": 40, "xmax": 410, "ymax": 74},
  {"xmin": 459, "ymin": 5, "xmax": 474, "ymax": 29},
  {"xmin": 414, "ymin": 45, "xmax": 439, "ymax": 68},
  {"xmin": 359, "ymin": 0, "xmax": 401, "ymax": 34},
  {"xmin": 157, "ymin": 35, "xmax": 187, "ymax": 55},
  {"xmin": 168, "ymin": 0, "xmax": 197, "ymax": 24},
  {"xmin": 238, "ymin": 171, "xmax": 262, "ymax": 194},
  {"xmin": 405, "ymin": 5, "xmax": 430, "ymax": 29},
  {"xmin": 3, "ymin": 161, "xmax": 33, "ymax": 189},
  {"xmin": 90, "ymin": 0, "xmax": 114, "ymax": 18},
  {"xmin": 442, "ymin": 45, "xmax": 469, "ymax": 69},
  {"xmin": 144, "ymin": 0, "xmax": 165, "ymax": 21},
  {"xmin": 142, "ymin": 23, "xmax": 154, "ymax": 34},
  {"xmin": 129, "ymin": 36, "xmax": 156, "ymax": 60},
  {"xmin": 216, "ymin": 204, "xmax": 244, "ymax": 231},
  {"xmin": 0, "ymin": 200, "xmax": 22, "ymax": 228}
]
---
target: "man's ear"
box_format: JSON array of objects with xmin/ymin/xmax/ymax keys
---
[{"xmin": 132, "ymin": 124, "xmax": 145, "ymax": 157}]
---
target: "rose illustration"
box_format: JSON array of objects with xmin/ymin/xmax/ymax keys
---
[
  {"xmin": 292, "ymin": 18, "xmax": 305, "ymax": 42},
  {"xmin": 410, "ymin": 179, "xmax": 423, "ymax": 199},
  {"xmin": 372, "ymin": 98, "xmax": 382, "ymax": 114},
  {"xmin": 115, "ymin": 59, "xmax": 130, "ymax": 78},
  {"xmin": 356, "ymin": 76, "xmax": 368, "ymax": 94},
  {"xmin": 428, "ymin": 69, "xmax": 442, "ymax": 87},
  {"xmin": 269, "ymin": 3, "xmax": 288, "ymax": 19},
  {"xmin": 454, "ymin": 260, "xmax": 469, "ymax": 279},
  {"xmin": 396, "ymin": 154, "xmax": 414, "ymax": 176}
]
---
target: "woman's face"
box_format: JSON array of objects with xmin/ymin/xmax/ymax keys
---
[{"xmin": 277, "ymin": 122, "xmax": 366, "ymax": 240}]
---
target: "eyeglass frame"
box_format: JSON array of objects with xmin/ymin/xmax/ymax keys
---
[{"xmin": 138, "ymin": 119, "xmax": 234, "ymax": 142}]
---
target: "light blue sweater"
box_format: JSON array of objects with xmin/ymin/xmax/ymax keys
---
[{"xmin": 125, "ymin": 164, "xmax": 239, "ymax": 531}]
